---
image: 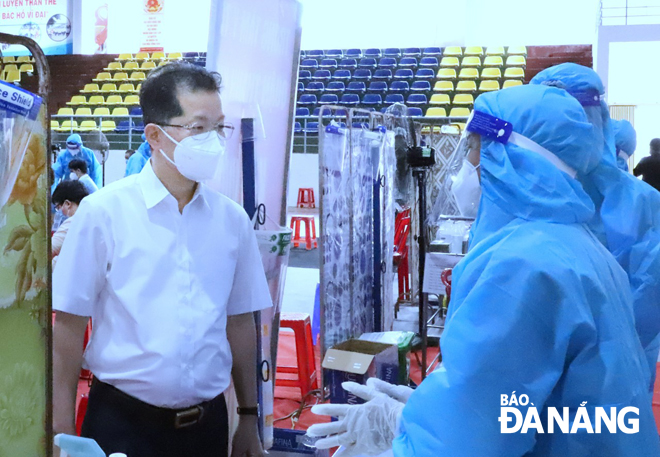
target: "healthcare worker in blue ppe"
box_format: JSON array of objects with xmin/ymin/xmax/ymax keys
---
[
  {"xmin": 52, "ymin": 134, "xmax": 103, "ymax": 188},
  {"xmin": 307, "ymin": 84, "xmax": 660, "ymax": 457},
  {"xmin": 612, "ymin": 119, "xmax": 637, "ymax": 172},
  {"xmin": 531, "ymin": 64, "xmax": 660, "ymax": 391},
  {"xmin": 124, "ymin": 133, "xmax": 152, "ymax": 176}
]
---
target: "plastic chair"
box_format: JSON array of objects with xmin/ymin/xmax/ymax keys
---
[
  {"xmin": 429, "ymin": 94, "xmax": 450, "ymax": 106},
  {"xmin": 481, "ymin": 68, "xmax": 502, "ymax": 79},
  {"xmin": 378, "ymin": 57, "xmax": 397, "ymax": 69},
  {"xmin": 298, "ymin": 94, "xmax": 317, "ymax": 106},
  {"xmin": 506, "ymin": 55, "xmax": 527, "ymax": 67},
  {"xmin": 326, "ymin": 81, "xmax": 345, "ymax": 93},
  {"xmin": 111, "ymin": 107, "xmax": 128, "ymax": 116},
  {"xmin": 332, "ymin": 69, "xmax": 352, "ymax": 81},
  {"xmin": 312, "ymin": 70, "xmax": 332, "ymax": 82},
  {"xmin": 479, "ymin": 80, "xmax": 500, "ymax": 92},
  {"xmin": 276, "ymin": 312, "xmax": 319, "ymax": 398},
  {"xmin": 129, "ymin": 71, "xmax": 146, "ymax": 81},
  {"xmin": 340, "ymin": 93, "xmax": 360, "ymax": 106},
  {"xmin": 338, "ymin": 58, "xmax": 357, "ymax": 69},
  {"xmin": 458, "ymin": 68, "xmax": 479, "ymax": 80},
  {"xmin": 123, "ymin": 95, "xmax": 140, "ymax": 106},
  {"xmin": 299, "ymin": 70, "xmax": 312, "ymax": 81},
  {"xmin": 484, "ymin": 56, "xmax": 504, "ymax": 67},
  {"xmin": 118, "ymin": 83, "xmax": 136, "ymax": 93},
  {"xmin": 453, "ymin": 94, "xmax": 474, "ymax": 106},
  {"xmin": 410, "ymin": 81, "xmax": 431, "ymax": 92},
  {"xmin": 422, "ymin": 47, "xmax": 442, "ymax": 56},
  {"xmin": 407, "ymin": 107, "xmax": 423, "ymax": 117},
  {"xmin": 290, "ymin": 216, "xmax": 317, "ymax": 249},
  {"xmin": 507, "ymin": 46, "xmax": 527, "ymax": 56},
  {"xmin": 415, "ymin": 68, "xmax": 435, "ymax": 80},
  {"xmin": 362, "ymin": 93, "xmax": 383, "ymax": 107},
  {"xmin": 105, "ymin": 95, "xmax": 123, "ymax": 105},
  {"xmin": 135, "ymin": 51, "xmax": 150, "ymax": 60},
  {"xmin": 462, "ymin": 56, "xmax": 481, "ymax": 67},
  {"xmin": 440, "ymin": 57, "xmax": 460, "ymax": 68},
  {"xmin": 81, "ymin": 84, "xmax": 99, "ymax": 93},
  {"xmin": 389, "ymin": 81, "xmax": 409, "ymax": 92},
  {"xmin": 383, "ymin": 47, "xmax": 401, "ymax": 58},
  {"xmin": 503, "ymin": 79, "xmax": 523, "ymax": 89},
  {"xmin": 124, "ymin": 61, "xmax": 139, "ymax": 71},
  {"xmin": 426, "ymin": 107, "xmax": 447, "ymax": 117},
  {"xmin": 297, "ymin": 188, "xmax": 316, "ymax": 208},
  {"xmin": 345, "ymin": 48, "xmax": 362, "ymax": 59},
  {"xmin": 436, "ymin": 69, "xmax": 457, "ymax": 80},
  {"xmin": 318, "ymin": 94, "xmax": 339, "ymax": 105},
  {"xmin": 433, "ymin": 81, "xmax": 454, "ymax": 92},
  {"xmin": 75, "ymin": 107, "xmax": 92, "ymax": 116},
  {"xmin": 449, "ymin": 107, "xmax": 471, "ymax": 117},
  {"xmin": 100, "ymin": 83, "xmax": 117, "ymax": 93},
  {"xmin": 486, "ymin": 46, "xmax": 505, "ymax": 56},
  {"xmin": 455, "ymin": 81, "xmax": 477, "ymax": 92},
  {"xmin": 94, "ymin": 107, "xmax": 110, "ymax": 116},
  {"xmin": 465, "ymin": 46, "xmax": 484, "ymax": 56},
  {"xmin": 443, "ymin": 46, "xmax": 463, "ymax": 56},
  {"xmin": 398, "ymin": 57, "xmax": 418, "ymax": 68},
  {"xmin": 402, "ymin": 47, "xmax": 422, "ymax": 57},
  {"xmin": 77, "ymin": 120, "xmax": 98, "ymax": 132},
  {"xmin": 393, "ymin": 69, "xmax": 414, "ymax": 80},
  {"xmin": 305, "ymin": 81, "xmax": 325, "ymax": 93},
  {"xmin": 346, "ymin": 81, "xmax": 367, "ymax": 93},
  {"xmin": 406, "ymin": 94, "xmax": 427, "ymax": 105},
  {"xmin": 105, "ymin": 61, "xmax": 122, "ymax": 71},
  {"xmin": 504, "ymin": 67, "xmax": 525, "ymax": 79},
  {"xmin": 67, "ymin": 95, "xmax": 87, "ymax": 105},
  {"xmin": 325, "ymin": 49, "xmax": 343, "ymax": 59},
  {"xmin": 373, "ymin": 69, "xmax": 392, "ymax": 80},
  {"xmin": 101, "ymin": 120, "xmax": 116, "ymax": 132},
  {"xmin": 93, "ymin": 72, "xmax": 111, "ymax": 82},
  {"xmin": 385, "ymin": 94, "xmax": 405, "ymax": 105},
  {"xmin": 57, "ymin": 107, "xmax": 74, "ymax": 116},
  {"xmin": 352, "ymin": 69, "xmax": 372, "ymax": 80},
  {"xmin": 368, "ymin": 81, "xmax": 388, "ymax": 94},
  {"xmin": 300, "ymin": 59, "xmax": 318, "ymax": 70},
  {"xmin": 419, "ymin": 56, "xmax": 439, "ymax": 67},
  {"xmin": 364, "ymin": 48, "xmax": 382, "ymax": 58},
  {"xmin": 295, "ymin": 107, "xmax": 310, "ymax": 116},
  {"xmin": 358, "ymin": 58, "xmax": 377, "ymax": 69}
]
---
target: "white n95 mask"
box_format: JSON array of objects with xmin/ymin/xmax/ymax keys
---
[
  {"xmin": 451, "ymin": 160, "xmax": 481, "ymax": 218},
  {"xmin": 157, "ymin": 126, "xmax": 226, "ymax": 182},
  {"xmin": 69, "ymin": 172, "xmax": 78, "ymax": 181}
]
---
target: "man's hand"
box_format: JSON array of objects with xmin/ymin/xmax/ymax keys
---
[{"xmin": 231, "ymin": 416, "xmax": 265, "ymax": 457}]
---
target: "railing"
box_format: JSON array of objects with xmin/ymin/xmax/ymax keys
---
[
  {"xmin": 601, "ymin": 0, "xmax": 660, "ymax": 25},
  {"xmin": 51, "ymin": 114, "xmax": 145, "ymax": 150}
]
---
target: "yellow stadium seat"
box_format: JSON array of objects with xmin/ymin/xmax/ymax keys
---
[
  {"xmin": 506, "ymin": 55, "xmax": 527, "ymax": 67},
  {"xmin": 93, "ymin": 72, "xmax": 111, "ymax": 82},
  {"xmin": 93, "ymin": 107, "xmax": 110, "ymax": 116},
  {"xmin": 87, "ymin": 95, "xmax": 105, "ymax": 105},
  {"xmin": 167, "ymin": 52, "xmax": 183, "ymax": 60},
  {"xmin": 504, "ymin": 67, "xmax": 525, "ymax": 79},
  {"xmin": 426, "ymin": 107, "xmax": 447, "ymax": 117},
  {"xmin": 130, "ymin": 72, "xmax": 146, "ymax": 81},
  {"xmin": 117, "ymin": 53, "xmax": 133, "ymax": 61},
  {"xmin": 56, "ymin": 120, "xmax": 78, "ymax": 132},
  {"xmin": 484, "ymin": 56, "xmax": 503, "ymax": 67},
  {"xmin": 2, "ymin": 56, "xmax": 16, "ymax": 63},
  {"xmin": 101, "ymin": 83, "xmax": 117, "ymax": 93},
  {"xmin": 118, "ymin": 83, "xmax": 136, "ymax": 93},
  {"xmin": 106, "ymin": 95, "xmax": 123, "ymax": 105},
  {"xmin": 479, "ymin": 80, "xmax": 500, "ymax": 92},
  {"xmin": 461, "ymin": 56, "xmax": 481, "ymax": 67},
  {"xmin": 4, "ymin": 71, "xmax": 20, "ymax": 84},
  {"xmin": 141, "ymin": 61, "xmax": 156, "ymax": 70},
  {"xmin": 100, "ymin": 120, "xmax": 116, "ymax": 132},
  {"xmin": 123, "ymin": 95, "xmax": 140, "ymax": 105},
  {"xmin": 503, "ymin": 79, "xmax": 523, "ymax": 89},
  {"xmin": 67, "ymin": 95, "xmax": 87, "ymax": 105},
  {"xmin": 443, "ymin": 46, "xmax": 462, "ymax": 57},
  {"xmin": 449, "ymin": 107, "xmax": 471, "ymax": 117},
  {"xmin": 113, "ymin": 72, "xmax": 129, "ymax": 81},
  {"xmin": 436, "ymin": 69, "xmax": 457, "ymax": 80},
  {"xmin": 17, "ymin": 55, "xmax": 33, "ymax": 63},
  {"xmin": 75, "ymin": 107, "xmax": 92, "ymax": 116},
  {"xmin": 433, "ymin": 81, "xmax": 454, "ymax": 92},
  {"xmin": 81, "ymin": 83, "xmax": 99, "ymax": 93},
  {"xmin": 507, "ymin": 46, "xmax": 527, "ymax": 55},
  {"xmin": 440, "ymin": 57, "xmax": 460, "ymax": 67},
  {"xmin": 19, "ymin": 63, "xmax": 33, "ymax": 73},
  {"xmin": 429, "ymin": 94, "xmax": 450, "ymax": 105},
  {"xmin": 112, "ymin": 107, "xmax": 129, "ymax": 116},
  {"xmin": 106, "ymin": 62, "xmax": 122, "ymax": 70},
  {"xmin": 458, "ymin": 68, "xmax": 479, "ymax": 80},
  {"xmin": 151, "ymin": 51, "xmax": 166, "ymax": 60},
  {"xmin": 453, "ymin": 94, "xmax": 474, "ymax": 106},
  {"xmin": 455, "ymin": 80, "xmax": 477, "ymax": 92},
  {"xmin": 136, "ymin": 83, "xmax": 142, "ymax": 92},
  {"xmin": 3, "ymin": 64, "xmax": 18, "ymax": 73},
  {"xmin": 77, "ymin": 120, "xmax": 98, "ymax": 132},
  {"xmin": 51, "ymin": 120, "xmax": 59, "ymax": 129},
  {"xmin": 57, "ymin": 107, "xmax": 74, "ymax": 116},
  {"xmin": 481, "ymin": 68, "xmax": 502, "ymax": 79},
  {"xmin": 158, "ymin": 60, "xmax": 170, "ymax": 67},
  {"xmin": 124, "ymin": 61, "xmax": 139, "ymax": 70},
  {"xmin": 464, "ymin": 46, "xmax": 484, "ymax": 56},
  {"xmin": 135, "ymin": 52, "xmax": 150, "ymax": 61},
  {"xmin": 486, "ymin": 46, "xmax": 505, "ymax": 56}
]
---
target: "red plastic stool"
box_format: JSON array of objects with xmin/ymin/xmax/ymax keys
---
[
  {"xmin": 276, "ymin": 312, "xmax": 319, "ymax": 398},
  {"xmin": 297, "ymin": 188, "xmax": 316, "ymax": 208},
  {"xmin": 290, "ymin": 216, "xmax": 317, "ymax": 250},
  {"xmin": 76, "ymin": 393, "xmax": 88, "ymax": 436},
  {"xmin": 80, "ymin": 319, "xmax": 93, "ymax": 381}
]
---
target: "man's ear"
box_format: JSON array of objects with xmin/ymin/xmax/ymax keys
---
[{"xmin": 144, "ymin": 123, "xmax": 163, "ymax": 152}]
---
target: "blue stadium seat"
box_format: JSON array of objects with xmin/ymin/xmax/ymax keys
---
[
  {"xmin": 134, "ymin": 121, "xmax": 145, "ymax": 133},
  {"xmin": 304, "ymin": 121, "xmax": 319, "ymax": 134},
  {"xmin": 307, "ymin": 50, "xmax": 324, "ymax": 58},
  {"xmin": 368, "ymin": 81, "xmax": 388, "ymax": 93},
  {"xmin": 326, "ymin": 49, "xmax": 343, "ymax": 59},
  {"xmin": 423, "ymin": 47, "xmax": 442, "ymax": 56},
  {"xmin": 345, "ymin": 48, "xmax": 362, "ymax": 59},
  {"xmin": 402, "ymin": 47, "xmax": 422, "ymax": 57},
  {"xmin": 385, "ymin": 94, "xmax": 405, "ymax": 105},
  {"xmin": 373, "ymin": 69, "xmax": 393, "ymax": 80},
  {"xmin": 383, "ymin": 47, "xmax": 401, "ymax": 58},
  {"xmin": 340, "ymin": 93, "xmax": 360, "ymax": 106},
  {"xmin": 305, "ymin": 81, "xmax": 325, "ymax": 93},
  {"xmin": 378, "ymin": 57, "xmax": 397, "ymax": 68},
  {"xmin": 335, "ymin": 109, "xmax": 348, "ymax": 117},
  {"xmin": 183, "ymin": 52, "xmax": 199, "ymax": 59},
  {"xmin": 415, "ymin": 68, "xmax": 435, "ymax": 79},
  {"xmin": 319, "ymin": 94, "xmax": 339, "ymax": 105},
  {"xmin": 115, "ymin": 120, "xmax": 134, "ymax": 133},
  {"xmin": 296, "ymin": 107, "xmax": 310, "ymax": 116},
  {"xmin": 358, "ymin": 58, "xmax": 377, "ymax": 69},
  {"xmin": 346, "ymin": 81, "xmax": 367, "ymax": 93},
  {"xmin": 419, "ymin": 57, "xmax": 439, "ymax": 67},
  {"xmin": 297, "ymin": 82, "xmax": 304, "ymax": 92},
  {"xmin": 319, "ymin": 59, "xmax": 338, "ymax": 69},
  {"xmin": 298, "ymin": 94, "xmax": 317, "ymax": 105},
  {"xmin": 362, "ymin": 93, "xmax": 383, "ymax": 106},
  {"xmin": 294, "ymin": 121, "xmax": 302, "ymax": 133},
  {"xmin": 312, "ymin": 70, "xmax": 332, "ymax": 81},
  {"xmin": 398, "ymin": 57, "xmax": 418, "ymax": 68},
  {"xmin": 299, "ymin": 50, "xmax": 306, "ymax": 58},
  {"xmin": 299, "ymin": 70, "xmax": 312, "ymax": 81},
  {"xmin": 389, "ymin": 81, "xmax": 410, "ymax": 92},
  {"xmin": 326, "ymin": 81, "xmax": 346, "ymax": 92},
  {"xmin": 364, "ymin": 48, "xmax": 382, "ymax": 58},
  {"xmin": 406, "ymin": 94, "xmax": 428, "ymax": 105},
  {"xmin": 393, "ymin": 69, "xmax": 414, "ymax": 80},
  {"xmin": 300, "ymin": 59, "xmax": 318, "ymax": 70},
  {"xmin": 411, "ymin": 81, "xmax": 431, "ymax": 92},
  {"xmin": 352, "ymin": 122, "xmax": 369, "ymax": 129},
  {"xmin": 312, "ymin": 107, "xmax": 322, "ymax": 117},
  {"xmin": 339, "ymin": 58, "xmax": 357, "ymax": 69},
  {"xmin": 407, "ymin": 107, "xmax": 423, "ymax": 116},
  {"xmin": 352, "ymin": 69, "xmax": 372, "ymax": 80},
  {"xmin": 129, "ymin": 107, "xmax": 143, "ymax": 116},
  {"xmin": 332, "ymin": 69, "xmax": 352, "ymax": 81}
]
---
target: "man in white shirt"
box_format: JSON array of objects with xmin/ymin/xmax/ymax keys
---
[
  {"xmin": 67, "ymin": 158, "xmax": 98, "ymax": 194},
  {"xmin": 53, "ymin": 63, "xmax": 271, "ymax": 457},
  {"xmin": 51, "ymin": 180, "xmax": 89, "ymax": 261}
]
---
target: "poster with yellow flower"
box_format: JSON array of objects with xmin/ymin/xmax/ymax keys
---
[{"xmin": 0, "ymin": 96, "xmax": 49, "ymax": 456}]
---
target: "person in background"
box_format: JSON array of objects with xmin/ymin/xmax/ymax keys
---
[
  {"xmin": 52, "ymin": 133, "xmax": 103, "ymax": 188},
  {"xmin": 68, "ymin": 159, "xmax": 98, "ymax": 195},
  {"xmin": 612, "ymin": 119, "xmax": 637, "ymax": 172},
  {"xmin": 125, "ymin": 149, "xmax": 136, "ymax": 162},
  {"xmin": 125, "ymin": 133, "xmax": 152, "ymax": 176},
  {"xmin": 634, "ymin": 138, "xmax": 660, "ymax": 191},
  {"xmin": 51, "ymin": 180, "xmax": 89, "ymax": 260}
]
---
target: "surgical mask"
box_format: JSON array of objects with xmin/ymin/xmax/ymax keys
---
[
  {"xmin": 451, "ymin": 160, "xmax": 481, "ymax": 218},
  {"xmin": 157, "ymin": 126, "xmax": 226, "ymax": 182},
  {"xmin": 67, "ymin": 147, "xmax": 80, "ymax": 155},
  {"xmin": 69, "ymin": 172, "xmax": 78, "ymax": 181}
]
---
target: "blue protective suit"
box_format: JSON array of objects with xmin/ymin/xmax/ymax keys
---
[
  {"xmin": 125, "ymin": 141, "xmax": 151, "ymax": 177},
  {"xmin": 531, "ymin": 64, "xmax": 660, "ymax": 389},
  {"xmin": 52, "ymin": 134, "xmax": 103, "ymax": 188},
  {"xmin": 393, "ymin": 85, "xmax": 660, "ymax": 456},
  {"xmin": 613, "ymin": 119, "xmax": 637, "ymax": 172}
]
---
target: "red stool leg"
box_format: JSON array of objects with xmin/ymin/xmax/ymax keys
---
[
  {"xmin": 309, "ymin": 189, "xmax": 316, "ymax": 209},
  {"xmin": 304, "ymin": 218, "xmax": 312, "ymax": 250},
  {"xmin": 297, "ymin": 189, "xmax": 304, "ymax": 208},
  {"xmin": 76, "ymin": 394, "xmax": 88, "ymax": 436},
  {"xmin": 310, "ymin": 217, "xmax": 318, "ymax": 248}
]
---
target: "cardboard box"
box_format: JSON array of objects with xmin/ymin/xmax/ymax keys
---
[
  {"xmin": 322, "ymin": 339, "xmax": 399, "ymax": 405},
  {"xmin": 360, "ymin": 331, "xmax": 415, "ymax": 385},
  {"xmin": 270, "ymin": 428, "xmax": 329, "ymax": 456}
]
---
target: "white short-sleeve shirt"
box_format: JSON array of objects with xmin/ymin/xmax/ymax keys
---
[{"xmin": 53, "ymin": 161, "xmax": 272, "ymax": 408}]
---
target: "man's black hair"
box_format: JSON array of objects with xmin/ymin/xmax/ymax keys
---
[
  {"xmin": 52, "ymin": 180, "xmax": 88, "ymax": 206},
  {"xmin": 650, "ymin": 138, "xmax": 660, "ymax": 156},
  {"xmin": 139, "ymin": 62, "xmax": 222, "ymax": 126},
  {"xmin": 68, "ymin": 158, "xmax": 88, "ymax": 174}
]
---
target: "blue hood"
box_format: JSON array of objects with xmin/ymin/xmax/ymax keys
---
[
  {"xmin": 613, "ymin": 118, "xmax": 637, "ymax": 155},
  {"xmin": 66, "ymin": 133, "xmax": 83, "ymax": 146}
]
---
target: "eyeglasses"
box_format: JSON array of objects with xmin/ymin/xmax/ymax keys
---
[{"xmin": 159, "ymin": 121, "xmax": 235, "ymax": 140}]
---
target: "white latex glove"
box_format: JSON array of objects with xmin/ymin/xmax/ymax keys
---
[
  {"xmin": 307, "ymin": 381, "xmax": 404, "ymax": 457},
  {"xmin": 365, "ymin": 378, "xmax": 414, "ymax": 404}
]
